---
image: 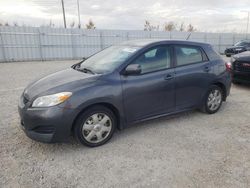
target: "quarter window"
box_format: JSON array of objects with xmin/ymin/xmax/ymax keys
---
[
  {"xmin": 175, "ymin": 46, "xmax": 203, "ymax": 66},
  {"xmin": 132, "ymin": 46, "xmax": 171, "ymax": 74}
]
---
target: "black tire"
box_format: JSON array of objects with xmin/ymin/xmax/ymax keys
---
[
  {"xmin": 74, "ymin": 105, "xmax": 116, "ymax": 147},
  {"xmin": 226, "ymin": 54, "xmax": 231, "ymax": 57},
  {"xmin": 201, "ymin": 85, "xmax": 223, "ymax": 114}
]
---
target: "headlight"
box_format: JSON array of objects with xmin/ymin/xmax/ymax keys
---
[{"xmin": 32, "ymin": 92, "xmax": 72, "ymax": 107}]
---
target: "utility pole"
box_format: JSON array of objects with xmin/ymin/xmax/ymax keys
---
[
  {"xmin": 77, "ymin": 0, "xmax": 81, "ymax": 28},
  {"xmin": 241, "ymin": 11, "xmax": 250, "ymax": 39},
  {"xmin": 61, "ymin": 0, "xmax": 67, "ymax": 28}
]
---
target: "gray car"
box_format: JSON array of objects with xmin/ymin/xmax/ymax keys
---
[{"xmin": 18, "ymin": 39, "xmax": 231, "ymax": 147}]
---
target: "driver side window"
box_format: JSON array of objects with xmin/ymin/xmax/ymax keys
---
[{"xmin": 132, "ymin": 46, "xmax": 171, "ymax": 74}]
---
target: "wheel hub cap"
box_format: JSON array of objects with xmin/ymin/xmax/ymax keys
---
[
  {"xmin": 93, "ymin": 124, "xmax": 101, "ymax": 132},
  {"xmin": 207, "ymin": 89, "xmax": 222, "ymax": 111},
  {"xmin": 82, "ymin": 113, "xmax": 112, "ymax": 144}
]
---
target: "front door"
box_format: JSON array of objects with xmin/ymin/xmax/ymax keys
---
[{"xmin": 121, "ymin": 45, "xmax": 175, "ymax": 123}]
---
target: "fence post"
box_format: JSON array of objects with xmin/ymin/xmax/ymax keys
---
[
  {"xmin": 0, "ymin": 29, "xmax": 6, "ymax": 62},
  {"xmin": 126, "ymin": 32, "xmax": 129, "ymax": 41},
  {"xmin": 71, "ymin": 29, "xmax": 75, "ymax": 59},
  {"xmin": 37, "ymin": 28, "xmax": 43, "ymax": 61},
  {"xmin": 100, "ymin": 31, "xmax": 104, "ymax": 50},
  {"xmin": 204, "ymin": 33, "xmax": 207, "ymax": 43},
  {"xmin": 233, "ymin": 33, "xmax": 235, "ymax": 45},
  {"xmin": 218, "ymin": 34, "xmax": 222, "ymax": 54}
]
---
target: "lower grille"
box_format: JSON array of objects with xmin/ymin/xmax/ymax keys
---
[{"xmin": 32, "ymin": 126, "xmax": 55, "ymax": 134}]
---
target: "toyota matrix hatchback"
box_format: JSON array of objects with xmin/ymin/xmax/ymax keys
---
[{"xmin": 18, "ymin": 40, "xmax": 231, "ymax": 147}]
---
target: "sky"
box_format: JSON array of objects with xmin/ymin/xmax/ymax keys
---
[{"xmin": 0, "ymin": 0, "xmax": 250, "ymax": 33}]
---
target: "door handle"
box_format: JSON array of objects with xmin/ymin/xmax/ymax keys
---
[
  {"xmin": 204, "ymin": 66, "xmax": 211, "ymax": 72},
  {"xmin": 164, "ymin": 74, "xmax": 174, "ymax": 80}
]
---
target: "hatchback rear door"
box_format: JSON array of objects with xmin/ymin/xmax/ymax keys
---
[{"xmin": 173, "ymin": 45, "xmax": 212, "ymax": 109}]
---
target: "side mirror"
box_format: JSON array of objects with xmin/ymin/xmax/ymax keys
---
[{"xmin": 124, "ymin": 64, "xmax": 142, "ymax": 75}]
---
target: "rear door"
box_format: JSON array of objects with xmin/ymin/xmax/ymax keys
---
[{"xmin": 174, "ymin": 45, "xmax": 211, "ymax": 109}]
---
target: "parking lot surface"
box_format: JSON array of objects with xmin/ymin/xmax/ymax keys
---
[{"xmin": 0, "ymin": 60, "xmax": 250, "ymax": 188}]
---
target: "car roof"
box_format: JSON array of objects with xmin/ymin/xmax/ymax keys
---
[{"xmin": 120, "ymin": 39, "xmax": 210, "ymax": 47}]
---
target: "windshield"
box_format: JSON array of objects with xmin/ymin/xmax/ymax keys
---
[
  {"xmin": 235, "ymin": 41, "xmax": 247, "ymax": 47},
  {"xmin": 79, "ymin": 45, "xmax": 140, "ymax": 74}
]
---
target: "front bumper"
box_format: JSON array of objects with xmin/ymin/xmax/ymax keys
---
[
  {"xmin": 231, "ymin": 70, "xmax": 250, "ymax": 83},
  {"xmin": 18, "ymin": 102, "xmax": 75, "ymax": 143}
]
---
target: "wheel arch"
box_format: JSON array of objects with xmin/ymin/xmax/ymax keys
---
[
  {"xmin": 211, "ymin": 82, "xmax": 227, "ymax": 101},
  {"xmin": 71, "ymin": 102, "xmax": 122, "ymax": 133}
]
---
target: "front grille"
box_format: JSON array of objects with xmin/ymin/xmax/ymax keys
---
[
  {"xmin": 234, "ymin": 61, "xmax": 250, "ymax": 72},
  {"xmin": 226, "ymin": 49, "xmax": 234, "ymax": 53}
]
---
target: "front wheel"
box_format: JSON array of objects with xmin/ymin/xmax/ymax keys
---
[
  {"xmin": 202, "ymin": 85, "xmax": 223, "ymax": 114},
  {"xmin": 74, "ymin": 105, "xmax": 116, "ymax": 147}
]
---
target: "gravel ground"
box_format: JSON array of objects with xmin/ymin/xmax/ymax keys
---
[{"xmin": 0, "ymin": 60, "xmax": 250, "ymax": 188}]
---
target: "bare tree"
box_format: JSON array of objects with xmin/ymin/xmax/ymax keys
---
[
  {"xmin": 164, "ymin": 22, "xmax": 176, "ymax": 31},
  {"xmin": 13, "ymin": 22, "xmax": 19, "ymax": 27},
  {"xmin": 49, "ymin": 20, "xmax": 55, "ymax": 28},
  {"xmin": 86, "ymin": 19, "xmax": 96, "ymax": 29},
  {"xmin": 4, "ymin": 22, "xmax": 9, "ymax": 26},
  {"xmin": 144, "ymin": 20, "xmax": 159, "ymax": 31},
  {"xmin": 187, "ymin": 24, "xmax": 196, "ymax": 32},
  {"xmin": 179, "ymin": 22, "xmax": 185, "ymax": 31},
  {"xmin": 70, "ymin": 21, "xmax": 75, "ymax": 28}
]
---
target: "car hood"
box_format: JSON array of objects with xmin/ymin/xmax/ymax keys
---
[
  {"xmin": 23, "ymin": 68, "xmax": 100, "ymax": 100},
  {"xmin": 233, "ymin": 51, "xmax": 250, "ymax": 61}
]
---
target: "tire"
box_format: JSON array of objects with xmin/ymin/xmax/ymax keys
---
[
  {"xmin": 201, "ymin": 85, "xmax": 223, "ymax": 114},
  {"xmin": 74, "ymin": 105, "xmax": 116, "ymax": 147},
  {"xmin": 225, "ymin": 54, "xmax": 231, "ymax": 57}
]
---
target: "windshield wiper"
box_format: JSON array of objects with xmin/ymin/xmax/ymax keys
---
[{"xmin": 80, "ymin": 67, "xmax": 96, "ymax": 75}]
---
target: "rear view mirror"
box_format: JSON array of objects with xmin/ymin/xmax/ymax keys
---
[{"xmin": 124, "ymin": 64, "xmax": 142, "ymax": 75}]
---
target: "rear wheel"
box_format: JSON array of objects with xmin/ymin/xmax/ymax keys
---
[
  {"xmin": 202, "ymin": 85, "xmax": 223, "ymax": 114},
  {"xmin": 74, "ymin": 105, "xmax": 116, "ymax": 147}
]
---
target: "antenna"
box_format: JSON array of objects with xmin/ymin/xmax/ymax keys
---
[{"xmin": 186, "ymin": 33, "xmax": 192, "ymax": 40}]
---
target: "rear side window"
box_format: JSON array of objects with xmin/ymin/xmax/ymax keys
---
[{"xmin": 175, "ymin": 46, "xmax": 203, "ymax": 66}]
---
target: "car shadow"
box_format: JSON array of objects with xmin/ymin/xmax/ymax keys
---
[
  {"xmin": 233, "ymin": 83, "xmax": 250, "ymax": 90},
  {"xmin": 28, "ymin": 105, "xmax": 229, "ymax": 152}
]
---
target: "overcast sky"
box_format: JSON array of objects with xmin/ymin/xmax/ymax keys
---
[{"xmin": 0, "ymin": 0, "xmax": 250, "ymax": 33}]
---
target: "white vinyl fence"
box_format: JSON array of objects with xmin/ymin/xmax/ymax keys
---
[{"xmin": 0, "ymin": 26, "xmax": 249, "ymax": 62}]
